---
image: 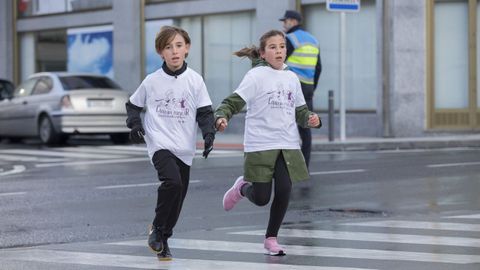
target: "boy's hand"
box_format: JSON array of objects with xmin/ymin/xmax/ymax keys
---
[
  {"xmin": 215, "ymin": 118, "xmax": 228, "ymax": 132},
  {"xmin": 308, "ymin": 114, "xmax": 321, "ymax": 128},
  {"xmin": 203, "ymin": 133, "xmax": 215, "ymax": 158},
  {"xmin": 130, "ymin": 125, "xmax": 145, "ymax": 144}
]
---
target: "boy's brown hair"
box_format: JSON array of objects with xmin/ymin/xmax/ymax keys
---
[{"xmin": 155, "ymin": 25, "xmax": 191, "ymax": 57}]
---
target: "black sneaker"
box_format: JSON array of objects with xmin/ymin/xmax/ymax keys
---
[
  {"xmin": 148, "ymin": 225, "xmax": 164, "ymax": 253},
  {"xmin": 157, "ymin": 239, "xmax": 172, "ymax": 261}
]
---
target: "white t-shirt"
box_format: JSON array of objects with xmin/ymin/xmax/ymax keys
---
[
  {"xmin": 129, "ymin": 67, "xmax": 212, "ymax": 166},
  {"xmin": 234, "ymin": 66, "xmax": 306, "ymax": 152}
]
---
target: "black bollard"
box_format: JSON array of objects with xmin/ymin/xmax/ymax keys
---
[{"xmin": 328, "ymin": 90, "xmax": 334, "ymax": 142}]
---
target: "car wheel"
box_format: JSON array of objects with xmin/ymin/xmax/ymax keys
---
[
  {"xmin": 39, "ymin": 116, "xmax": 62, "ymax": 145},
  {"xmin": 110, "ymin": 133, "xmax": 129, "ymax": 144}
]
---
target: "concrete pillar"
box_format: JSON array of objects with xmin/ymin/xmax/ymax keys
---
[
  {"xmin": 255, "ymin": 0, "xmax": 296, "ymax": 39},
  {"xmin": 0, "ymin": 0, "xmax": 14, "ymax": 82},
  {"xmin": 113, "ymin": 0, "xmax": 143, "ymax": 93},
  {"xmin": 390, "ymin": 0, "xmax": 426, "ymax": 137}
]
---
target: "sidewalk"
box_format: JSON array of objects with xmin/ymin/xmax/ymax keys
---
[{"xmin": 198, "ymin": 133, "xmax": 480, "ymax": 151}]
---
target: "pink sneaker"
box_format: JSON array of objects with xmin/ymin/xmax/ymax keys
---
[
  {"xmin": 264, "ymin": 237, "xmax": 286, "ymax": 256},
  {"xmin": 222, "ymin": 176, "xmax": 246, "ymax": 211}
]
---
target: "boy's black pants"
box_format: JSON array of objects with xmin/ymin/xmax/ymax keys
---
[{"xmin": 151, "ymin": 150, "xmax": 190, "ymax": 239}]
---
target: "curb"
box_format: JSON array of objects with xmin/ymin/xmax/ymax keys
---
[{"xmin": 312, "ymin": 139, "xmax": 480, "ymax": 151}]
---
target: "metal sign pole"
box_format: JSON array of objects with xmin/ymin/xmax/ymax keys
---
[{"xmin": 340, "ymin": 11, "xmax": 346, "ymax": 141}]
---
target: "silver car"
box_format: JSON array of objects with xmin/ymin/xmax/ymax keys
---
[{"xmin": 0, "ymin": 72, "xmax": 130, "ymax": 145}]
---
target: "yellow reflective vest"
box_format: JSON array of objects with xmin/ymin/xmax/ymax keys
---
[{"xmin": 286, "ymin": 29, "xmax": 320, "ymax": 85}]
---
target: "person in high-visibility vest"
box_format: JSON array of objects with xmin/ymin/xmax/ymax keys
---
[{"xmin": 280, "ymin": 10, "xmax": 322, "ymax": 169}]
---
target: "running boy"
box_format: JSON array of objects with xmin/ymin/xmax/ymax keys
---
[
  {"xmin": 215, "ymin": 30, "xmax": 321, "ymax": 256},
  {"xmin": 126, "ymin": 26, "xmax": 215, "ymax": 260}
]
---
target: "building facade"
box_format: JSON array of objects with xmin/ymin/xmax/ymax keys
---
[{"xmin": 1, "ymin": 0, "xmax": 479, "ymax": 138}]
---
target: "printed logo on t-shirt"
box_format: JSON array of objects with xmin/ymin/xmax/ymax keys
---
[
  {"xmin": 266, "ymin": 83, "xmax": 295, "ymax": 113},
  {"xmin": 155, "ymin": 89, "xmax": 190, "ymax": 123}
]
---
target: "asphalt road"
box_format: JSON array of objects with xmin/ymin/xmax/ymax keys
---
[{"xmin": 0, "ymin": 138, "xmax": 479, "ymax": 269}]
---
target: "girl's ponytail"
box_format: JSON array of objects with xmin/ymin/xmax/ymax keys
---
[
  {"xmin": 233, "ymin": 46, "xmax": 260, "ymax": 60},
  {"xmin": 233, "ymin": 30, "xmax": 284, "ymax": 61}
]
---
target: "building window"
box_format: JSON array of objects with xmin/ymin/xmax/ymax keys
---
[
  {"xmin": 304, "ymin": 0, "xmax": 377, "ymax": 112},
  {"xmin": 17, "ymin": 0, "xmax": 112, "ymax": 18},
  {"xmin": 434, "ymin": 1, "xmax": 469, "ymax": 109},
  {"xmin": 20, "ymin": 30, "xmax": 67, "ymax": 82},
  {"xmin": 202, "ymin": 12, "xmax": 256, "ymax": 106}
]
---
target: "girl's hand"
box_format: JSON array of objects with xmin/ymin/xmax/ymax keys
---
[
  {"xmin": 308, "ymin": 114, "xmax": 320, "ymax": 128},
  {"xmin": 216, "ymin": 118, "xmax": 228, "ymax": 132}
]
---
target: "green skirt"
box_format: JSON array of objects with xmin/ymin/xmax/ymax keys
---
[{"xmin": 243, "ymin": 149, "xmax": 309, "ymax": 183}]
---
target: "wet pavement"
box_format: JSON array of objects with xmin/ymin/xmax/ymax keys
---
[{"xmin": 0, "ymin": 137, "xmax": 479, "ymax": 269}]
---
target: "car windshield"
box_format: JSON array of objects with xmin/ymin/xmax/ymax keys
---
[{"xmin": 59, "ymin": 76, "xmax": 121, "ymax": 90}]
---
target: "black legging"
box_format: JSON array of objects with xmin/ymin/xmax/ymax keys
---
[{"xmin": 242, "ymin": 152, "xmax": 292, "ymax": 238}]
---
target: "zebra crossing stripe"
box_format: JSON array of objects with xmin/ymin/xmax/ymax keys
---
[
  {"xmin": 0, "ymin": 249, "xmax": 372, "ymax": 270},
  {"xmin": 447, "ymin": 213, "xmax": 480, "ymax": 219},
  {"xmin": 343, "ymin": 220, "xmax": 480, "ymax": 232},
  {"xmin": 110, "ymin": 238, "xmax": 480, "ymax": 264},
  {"xmin": 233, "ymin": 229, "xmax": 480, "ymax": 248}
]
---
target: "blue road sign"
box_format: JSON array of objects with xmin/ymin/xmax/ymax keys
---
[{"xmin": 327, "ymin": 0, "xmax": 361, "ymax": 13}]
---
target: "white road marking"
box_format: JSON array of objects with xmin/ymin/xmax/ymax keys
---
[
  {"xmin": 343, "ymin": 220, "xmax": 480, "ymax": 232},
  {"xmin": 0, "ymin": 249, "xmax": 370, "ymax": 270},
  {"xmin": 0, "ymin": 149, "xmax": 127, "ymax": 159},
  {"xmin": 427, "ymin": 161, "xmax": 480, "ymax": 168},
  {"xmin": 234, "ymin": 229, "xmax": 480, "ymax": 248},
  {"xmin": 35, "ymin": 157, "xmax": 150, "ymax": 168},
  {"xmin": 447, "ymin": 213, "xmax": 480, "ymax": 219},
  {"xmin": 56, "ymin": 147, "xmax": 146, "ymax": 156},
  {"xmin": 310, "ymin": 169, "xmax": 366, "ymax": 175},
  {"xmin": 0, "ymin": 154, "xmax": 67, "ymax": 162},
  {"xmin": 96, "ymin": 180, "xmax": 201, "ymax": 190},
  {"xmin": 98, "ymin": 145, "xmax": 148, "ymax": 152},
  {"xmin": 0, "ymin": 191, "xmax": 27, "ymax": 197},
  {"xmin": 34, "ymin": 151, "xmax": 243, "ymax": 168},
  {"xmin": 0, "ymin": 165, "xmax": 26, "ymax": 176},
  {"xmin": 111, "ymin": 238, "xmax": 480, "ymax": 264}
]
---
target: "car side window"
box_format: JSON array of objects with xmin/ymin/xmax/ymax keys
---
[
  {"xmin": 31, "ymin": 77, "xmax": 53, "ymax": 95},
  {"xmin": 13, "ymin": 78, "xmax": 37, "ymax": 98},
  {"xmin": 0, "ymin": 81, "xmax": 14, "ymax": 100}
]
